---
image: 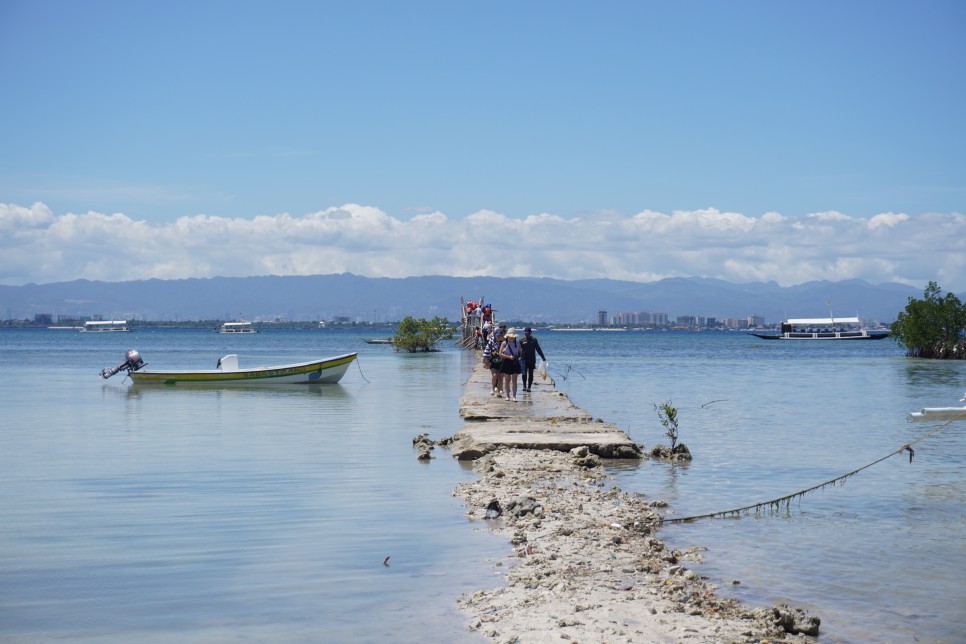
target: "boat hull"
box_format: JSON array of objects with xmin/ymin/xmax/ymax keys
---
[
  {"xmin": 750, "ymin": 331, "xmax": 889, "ymax": 340},
  {"xmin": 130, "ymin": 353, "xmax": 357, "ymax": 386},
  {"xmin": 907, "ymin": 407, "xmax": 966, "ymax": 422}
]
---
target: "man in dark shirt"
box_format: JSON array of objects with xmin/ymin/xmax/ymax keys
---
[{"xmin": 519, "ymin": 327, "xmax": 546, "ymax": 392}]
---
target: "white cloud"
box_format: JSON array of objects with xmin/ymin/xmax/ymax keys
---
[
  {"xmin": 0, "ymin": 202, "xmax": 55, "ymax": 230},
  {"xmin": 867, "ymin": 212, "xmax": 909, "ymax": 229},
  {"xmin": 0, "ymin": 202, "xmax": 963, "ymax": 292}
]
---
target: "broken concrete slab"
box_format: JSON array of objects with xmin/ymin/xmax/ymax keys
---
[{"xmin": 453, "ymin": 362, "xmax": 642, "ymax": 460}]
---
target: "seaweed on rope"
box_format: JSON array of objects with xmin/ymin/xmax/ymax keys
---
[{"xmin": 660, "ymin": 413, "xmax": 961, "ymax": 525}]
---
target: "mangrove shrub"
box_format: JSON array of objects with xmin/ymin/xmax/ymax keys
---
[
  {"xmin": 655, "ymin": 400, "xmax": 680, "ymax": 449},
  {"xmin": 891, "ymin": 281, "xmax": 966, "ymax": 359},
  {"xmin": 391, "ymin": 316, "xmax": 453, "ymax": 352}
]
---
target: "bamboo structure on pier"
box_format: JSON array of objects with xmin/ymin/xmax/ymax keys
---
[{"xmin": 457, "ymin": 296, "xmax": 491, "ymax": 349}]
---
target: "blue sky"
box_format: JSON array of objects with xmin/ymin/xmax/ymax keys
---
[{"xmin": 1, "ymin": 1, "xmax": 964, "ymax": 291}]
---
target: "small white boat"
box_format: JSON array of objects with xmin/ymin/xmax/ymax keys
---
[
  {"xmin": 907, "ymin": 394, "xmax": 966, "ymax": 422},
  {"xmin": 100, "ymin": 350, "xmax": 357, "ymax": 385},
  {"xmin": 219, "ymin": 321, "xmax": 256, "ymax": 334},
  {"xmin": 80, "ymin": 320, "xmax": 129, "ymax": 332},
  {"xmin": 364, "ymin": 338, "xmax": 393, "ymax": 345},
  {"xmin": 749, "ymin": 317, "xmax": 889, "ymax": 340}
]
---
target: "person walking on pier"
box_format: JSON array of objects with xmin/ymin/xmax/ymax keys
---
[
  {"xmin": 498, "ymin": 327, "xmax": 523, "ymax": 401},
  {"xmin": 483, "ymin": 325, "xmax": 504, "ymax": 396},
  {"xmin": 519, "ymin": 327, "xmax": 546, "ymax": 392}
]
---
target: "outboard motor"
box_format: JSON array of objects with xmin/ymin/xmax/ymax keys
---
[{"xmin": 100, "ymin": 349, "xmax": 145, "ymax": 379}]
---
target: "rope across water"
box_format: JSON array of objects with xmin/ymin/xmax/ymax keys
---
[{"xmin": 660, "ymin": 411, "xmax": 964, "ymax": 524}]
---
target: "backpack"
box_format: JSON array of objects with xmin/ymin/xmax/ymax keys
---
[{"xmin": 485, "ymin": 335, "xmax": 503, "ymax": 364}]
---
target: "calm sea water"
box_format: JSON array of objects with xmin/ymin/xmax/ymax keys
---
[
  {"xmin": 548, "ymin": 330, "xmax": 966, "ymax": 644},
  {"xmin": 0, "ymin": 328, "xmax": 505, "ymax": 643},
  {"xmin": 0, "ymin": 328, "xmax": 963, "ymax": 643}
]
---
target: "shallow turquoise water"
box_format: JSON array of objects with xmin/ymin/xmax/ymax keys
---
[{"xmin": 0, "ymin": 328, "xmax": 963, "ymax": 642}]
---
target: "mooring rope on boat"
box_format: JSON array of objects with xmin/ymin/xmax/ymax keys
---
[
  {"xmin": 354, "ymin": 356, "xmax": 372, "ymax": 383},
  {"xmin": 660, "ymin": 414, "xmax": 962, "ymax": 524}
]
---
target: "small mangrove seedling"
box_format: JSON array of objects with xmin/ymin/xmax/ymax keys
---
[{"xmin": 655, "ymin": 400, "xmax": 679, "ymax": 449}]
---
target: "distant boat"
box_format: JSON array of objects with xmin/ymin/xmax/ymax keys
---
[
  {"xmin": 748, "ymin": 317, "xmax": 889, "ymax": 340},
  {"xmin": 80, "ymin": 320, "xmax": 129, "ymax": 332},
  {"xmin": 100, "ymin": 350, "xmax": 357, "ymax": 385},
  {"xmin": 219, "ymin": 321, "xmax": 256, "ymax": 334},
  {"xmin": 364, "ymin": 338, "xmax": 393, "ymax": 345}
]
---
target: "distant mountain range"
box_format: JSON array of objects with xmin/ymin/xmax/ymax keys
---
[{"xmin": 1, "ymin": 274, "xmax": 944, "ymax": 325}]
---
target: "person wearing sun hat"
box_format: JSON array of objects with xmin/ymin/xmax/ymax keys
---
[
  {"xmin": 519, "ymin": 326, "xmax": 546, "ymax": 392},
  {"xmin": 497, "ymin": 327, "xmax": 523, "ymax": 401}
]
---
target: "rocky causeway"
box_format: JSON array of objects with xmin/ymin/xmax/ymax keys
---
[{"xmin": 422, "ymin": 361, "xmax": 821, "ymax": 643}]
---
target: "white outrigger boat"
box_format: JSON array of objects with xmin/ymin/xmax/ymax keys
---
[
  {"xmin": 907, "ymin": 394, "xmax": 966, "ymax": 422},
  {"xmin": 749, "ymin": 316, "xmax": 889, "ymax": 340},
  {"xmin": 81, "ymin": 320, "xmax": 129, "ymax": 332},
  {"xmin": 100, "ymin": 350, "xmax": 357, "ymax": 385},
  {"xmin": 219, "ymin": 321, "xmax": 256, "ymax": 334}
]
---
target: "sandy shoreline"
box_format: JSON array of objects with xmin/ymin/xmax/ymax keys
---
[{"xmin": 450, "ymin": 447, "xmax": 820, "ymax": 643}]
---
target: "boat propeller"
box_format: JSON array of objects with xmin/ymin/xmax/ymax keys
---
[{"xmin": 100, "ymin": 349, "xmax": 145, "ymax": 379}]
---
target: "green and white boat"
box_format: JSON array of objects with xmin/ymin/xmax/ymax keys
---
[{"xmin": 101, "ymin": 350, "xmax": 357, "ymax": 385}]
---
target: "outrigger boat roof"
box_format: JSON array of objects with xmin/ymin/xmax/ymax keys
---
[{"xmin": 785, "ymin": 317, "xmax": 861, "ymax": 325}]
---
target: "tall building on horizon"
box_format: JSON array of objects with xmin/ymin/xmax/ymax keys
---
[
  {"xmin": 748, "ymin": 314, "xmax": 766, "ymax": 327},
  {"xmin": 596, "ymin": 310, "xmax": 608, "ymax": 326}
]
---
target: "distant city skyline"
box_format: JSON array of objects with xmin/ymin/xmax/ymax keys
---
[
  {"xmin": 2, "ymin": 311, "xmax": 786, "ymax": 329},
  {"xmin": 3, "ymin": 273, "xmax": 912, "ymax": 329}
]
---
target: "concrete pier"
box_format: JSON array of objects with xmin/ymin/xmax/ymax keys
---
[{"xmin": 451, "ymin": 361, "xmax": 642, "ymax": 460}]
